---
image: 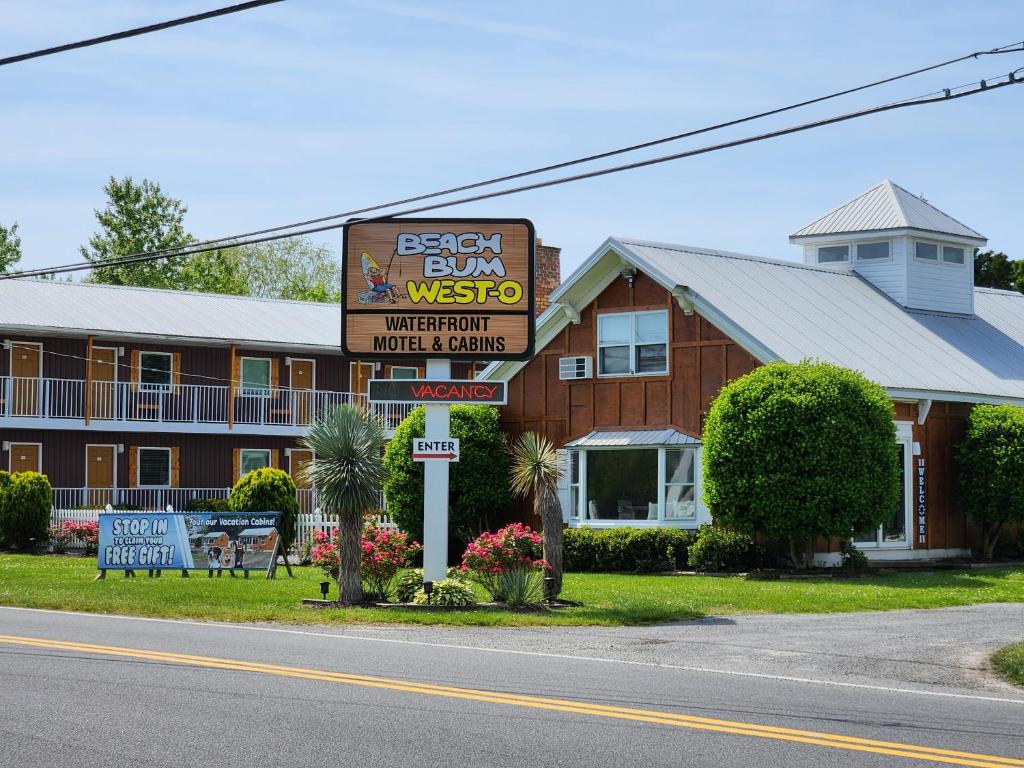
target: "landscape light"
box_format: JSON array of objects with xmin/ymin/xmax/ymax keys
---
[
  {"xmin": 423, "ymin": 580, "xmax": 434, "ymax": 605},
  {"xmin": 319, "ymin": 581, "xmax": 330, "ymax": 599}
]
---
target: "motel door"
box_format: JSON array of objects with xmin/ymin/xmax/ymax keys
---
[
  {"xmin": 350, "ymin": 362, "xmax": 373, "ymax": 403},
  {"xmin": 10, "ymin": 342, "xmax": 41, "ymax": 416},
  {"xmin": 290, "ymin": 360, "xmax": 314, "ymax": 425},
  {"xmin": 9, "ymin": 443, "xmax": 40, "ymax": 474},
  {"xmin": 289, "ymin": 449, "xmax": 314, "ymax": 513},
  {"xmin": 86, "ymin": 445, "xmax": 115, "ymax": 507},
  {"xmin": 90, "ymin": 347, "xmax": 117, "ymax": 420}
]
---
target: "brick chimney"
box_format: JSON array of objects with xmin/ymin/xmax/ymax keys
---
[{"xmin": 535, "ymin": 237, "xmax": 561, "ymax": 315}]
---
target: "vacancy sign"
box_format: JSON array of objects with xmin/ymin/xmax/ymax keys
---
[
  {"xmin": 412, "ymin": 438, "xmax": 460, "ymax": 462},
  {"xmin": 368, "ymin": 379, "xmax": 507, "ymax": 406},
  {"xmin": 341, "ymin": 218, "xmax": 535, "ymax": 360}
]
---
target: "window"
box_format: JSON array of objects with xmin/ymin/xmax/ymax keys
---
[
  {"xmin": 856, "ymin": 241, "xmax": 890, "ymax": 261},
  {"xmin": 568, "ymin": 451, "xmax": 580, "ymax": 521},
  {"xmin": 241, "ymin": 358, "xmax": 271, "ymax": 395},
  {"xmin": 854, "ymin": 424, "xmax": 913, "ymax": 548},
  {"xmin": 139, "ymin": 352, "xmax": 172, "ymax": 391},
  {"xmin": 138, "ymin": 448, "xmax": 171, "ymax": 487},
  {"xmin": 664, "ymin": 448, "xmax": 697, "ymax": 521},
  {"xmin": 596, "ymin": 310, "xmax": 668, "ymax": 376},
  {"xmin": 240, "ymin": 449, "xmax": 271, "ymax": 476},
  {"xmin": 942, "ymin": 245, "xmax": 965, "ymax": 265},
  {"xmin": 817, "ymin": 245, "xmax": 850, "ymax": 264},
  {"xmin": 585, "ymin": 449, "xmax": 658, "ymax": 521},
  {"xmin": 914, "ymin": 241, "xmax": 939, "ymax": 262},
  {"xmin": 390, "ymin": 366, "xmax": 418, "ymax": 380}
]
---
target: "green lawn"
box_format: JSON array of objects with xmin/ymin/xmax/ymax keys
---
[
  {"xmin": 2, "ymin": 555, "xmax": 1024, "ymax": 626},
  {"xmin": 992, "ymin": 642, "xmax": 1024, "ymax": 687}
]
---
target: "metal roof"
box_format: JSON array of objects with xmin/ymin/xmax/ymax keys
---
[
  {"xmin": 566, "ymin": 428, "xmax": 701, "ymax": 447},
  {"xmin": 0, "ymin": 279, "xmax": 341, "ymax": 350},
  {"xmin": 790, "ymin": 180, "xmax": 985, "ymax": 241}
]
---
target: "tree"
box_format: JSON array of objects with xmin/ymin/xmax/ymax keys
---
[
  {"xmin": 0, "ymin": 221, "xmax": 22, "ymax": 273},
  {"xmin": 301, "ymin": 404, "xmax": 388, "ymax": 603},
  {"xmin": 974, "ymin": 251, "xmax": 1015, "ymax": 290},
  {"xmin": 957, "ymin": 404, "xmax": 1024, "ymax": 560},
  {"xmin": 0, "ymin": 471, "xmax": 52, "ymax": 550},
  {"xmin": 384, "ymin": 405, "xmax": 511, "ymax": 545},
  {"xmin": 228, "ymin": 468, "xmax": 300, "ymax": 576},
  {"xmin": 702, "ymin": 360, "xmax": 899, "ymax": 568},
  {"xmin": 509, "ymin": 432, "xmax": 564, "ymax": 599},
  {"xmin": 82, "ymin": 176, "xmax": 194, "ymax": 288}
]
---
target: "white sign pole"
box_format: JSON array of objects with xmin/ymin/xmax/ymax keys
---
[{"xmin": 422, "ymin": 358, "xmax": 451, "ymax": 584}]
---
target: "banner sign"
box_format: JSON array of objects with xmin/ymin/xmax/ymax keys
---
[
  {"xmin": 341, "ymin": 218, "xmax": 535, "ymax": 360},
  {"xmin": 916, "ymin": 458, "xmax": 926, "ymax": 545},
  {"xmin": 368, "ymin": 379, "xmax": 507, "ymax": 405},
  {"xmin": 98, "ymin": 512, "xmax": 282, "ymax": 572}
]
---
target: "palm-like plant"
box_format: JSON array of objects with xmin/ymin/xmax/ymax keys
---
[
  {"xmin": 301, "ymin": 404, "xmax": 387, "ymax": 604},
  {"xmin": 509, "ymin": 432, "xmax": 564, "ymax": 599}
]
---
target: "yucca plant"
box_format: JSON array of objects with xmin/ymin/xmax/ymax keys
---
[
  {"xmin": 301, "ymin": 404, "xmax": 387, "ymax": 604},
  {"xmin": 509, "ymin": 432, "xmax": 564, "ymax": 599}
]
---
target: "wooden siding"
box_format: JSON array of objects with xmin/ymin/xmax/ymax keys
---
[{"xmin": 914, "ymin": 401, "xmax": 971, "ymax": 550}]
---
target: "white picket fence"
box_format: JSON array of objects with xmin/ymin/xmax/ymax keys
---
[{"xmin": 49, "ymin": 506, "xmax": 399, "ymax": 556}]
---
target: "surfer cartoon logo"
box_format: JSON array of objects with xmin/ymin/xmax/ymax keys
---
[{"xmin": 357, "ymin": 251, "xmax": 400, "ymax": 304}]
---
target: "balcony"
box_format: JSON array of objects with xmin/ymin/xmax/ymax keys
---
[{"xmin": 0, "ymin": 376, "xmax": 413, "ymax": 435}]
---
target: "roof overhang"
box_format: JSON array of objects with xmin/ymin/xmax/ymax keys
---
[
  {"xmin": 789, "ymin": 227, "xmax": 987, "ymax": 248},
  {"xmin": 566, "ymin": 428, "xmax": 701, "ymax": 448}
]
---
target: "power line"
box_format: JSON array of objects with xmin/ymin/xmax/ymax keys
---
[
  {"xmin": 24, "ymin": 39, "xmax": 1024, "ymax": 274},
  {"xmin": 7, "ymin": 69, "xmax": 1023, "ymax": 280},
  {"xmin": 0, "ymin": 0, "xmax": 284, "ymax": 67}
]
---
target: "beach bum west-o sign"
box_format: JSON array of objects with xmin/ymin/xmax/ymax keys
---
[
  {"xmin": 97, "ymin": 512, "xmax": 282, "ymax": 572},
  {"xmin": 341, "ymin": 219, "xmax": 535, "ymax": 360}
]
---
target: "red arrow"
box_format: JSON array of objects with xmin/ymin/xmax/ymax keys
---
[{"xmin": 412, "ymin": 453, "xmax": 457, "ymax": 460}]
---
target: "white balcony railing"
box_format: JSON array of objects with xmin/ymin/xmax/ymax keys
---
[{"xmin": 0, "ymin": 376, "xmax": 414, "ymax": 431}]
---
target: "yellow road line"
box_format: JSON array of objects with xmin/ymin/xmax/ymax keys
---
[{"xmin": 1, "ymin": 634, "xmax": 1021, "ymax": 768}]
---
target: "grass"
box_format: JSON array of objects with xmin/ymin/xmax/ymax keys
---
[
  {"xmin": 992, "ymin": 642, "xmax": 1024, "ymax": 687},
  {"xmin": 1, "ymin": 555, "xmax": 1024, "ymax": 627}
]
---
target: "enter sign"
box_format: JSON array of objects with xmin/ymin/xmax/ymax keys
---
[{"xmin": 412, "ymin": 438, "xmax": 460, "ymax": 462}]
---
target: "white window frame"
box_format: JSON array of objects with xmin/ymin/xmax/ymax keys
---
[
  {"xmin": 240, "ymin": 357, "xmax": 272, "ymax": 397},
  {"xmin": 816, "ymin": 244, "xmax": 851, "ymax": 264},
  {"xmin": 941, "ymin": 244, "xmax": 966, "ymax": 266},
  {"xmin": 596, "ymin": 309, "xmax": 669, "ymax": 378},
  {"xmin": 854, "ymin": 240, "xmax": 892, "ymax": 262},
  {"xmin": 912, "ymin": 239, "xmax": 941, "ymax": 264},
  {"xmin": 567, "ymin": 445, "xmax": 707, "ymax": 528},
  {"xmin": 8, "ymin": 442, "xmax": 42, "ymax": 473},
  {"xmin": 139, "ymin": 351, "xmax": 173, "ymax": 392},
  {"xmin": 390, "ymin": 366, "xmax": 419, "ymax": 380},
  {"xmin": 349, "ymin": 361, "xmax": 374, "ymax": 396},
  {"xmin": 853, "ymin": 422, "xmax": 914, "ymax": 549},
  {"xmin": 239, "ymin": 448, "xmax": 272, "ymax": 478},
  {"xmin": 137, "ymin": 447, "xmax": 172, "ymax": 489}
]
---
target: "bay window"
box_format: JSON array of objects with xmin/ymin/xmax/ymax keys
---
[{"xmin": 596, "ymin": 310, "xmax": 668, "ymax": 376}]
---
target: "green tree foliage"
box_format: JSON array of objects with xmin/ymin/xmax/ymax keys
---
[
  {"xmin": 82, "ymin": 176, "xmax": 195, "ymax": 288},
  {"xmin": 301, "ymin": 404, "xmax": 388, "ymax": 603},
  {"xmin": 384, "ymin": 405, "xmax": 511, "ymax": 545},
  {"xmin": 702, "ymin": 360, "xmax": 899, "ymax": 567},
  {"xmin": 228, "ymin": 468, "xmax": 300, "ymax": 575},
  {"xmin": 0, "ymin": 221, "xmax": 22, "ymax": 272},
  {"xmin": 0, "ymin": 472, "xmax": 52, "ymax": 550},
  {"xmin": 957, "ymin": 404, "xmax": 1024, "ymax": 559}
]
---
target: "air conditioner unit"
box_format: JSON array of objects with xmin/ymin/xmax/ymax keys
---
[{"xmin": 558, "ymin": 356, "xmax": 592, "ymax": 380}]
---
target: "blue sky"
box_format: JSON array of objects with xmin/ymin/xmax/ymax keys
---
[{"xmin": 1, "ymin": 1, "xmax": 1021, "ymax": 278}]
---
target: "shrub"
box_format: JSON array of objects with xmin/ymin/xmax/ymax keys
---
[
  {"xmin": 0, "ymin": 472, "xmax": 52, "ymax": 550},
  {"xmin": 413, "ymin": 578, "xmax": 476, "ymax": 607},
  {"xmin": 460, "ymin": 523, "xmax": 548, "ymax": 603},
  {"xmin": 395, "ymin": 567, "xmax": 464, "ymax": 603},
  {"xmin": 229, "ymin": 468, "xmax": 299, "ymax": 554},
  {"xmin": 703, "ymin": 360, "xmax": 899, "ymax": 567},
  {"xmin": 48, "ymin": 524, "xmax": 68, "ymax": 553},
  {"xmin": 840, "ymin": 539, "xmax": 869, "ymax": 572},
  {"xmin": 384, "ymin": 405, "xmax": 511, "ymax": 543},
  {"xmin": 310, "ymin": 525, "xmax": 421, "ymax": 600},
  {"xmin": 62, "ymin": 520, "xmax": 100, "ymax": 555},
  {"xmin": 562, "ymin": 528, "xmax": 690, "ymax": 572},
  {"xmin": 184, "ymin": 497, "xmax": 231, "ymax": 512},
  {"xmin": 687, "ymin": 525, "xmax": 758, "ymax": 572},
  {"xmin": 957, "ymin": 404, "xmax": 1024, "ymax": 559}
]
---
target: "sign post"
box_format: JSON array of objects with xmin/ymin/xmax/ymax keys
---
[{"xmin": 342, "ymin": 218, "xmax": 534, "ymax": 587}]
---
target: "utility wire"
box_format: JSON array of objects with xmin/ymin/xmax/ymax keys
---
[
  {"xmin": 23, "ymin": 39, "xmax": 1023, "ymax": 273},
  {"xmin": 0, "ymin": 0, "xmax": 284, "ymax": 67},
  {"xmin": 7, "ymin": 69, "xmax": 1023, "ymax": 280}
]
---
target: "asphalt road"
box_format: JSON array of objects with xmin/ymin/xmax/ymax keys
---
[{"xmin": 2, "ymin": 605, "xmax": 1023, "ymax": 768}]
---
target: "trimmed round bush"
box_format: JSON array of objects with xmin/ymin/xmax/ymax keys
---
[
  {"xmin": 228, "ymin": 468, "xmax": 299, "ymax": 552},
  {"xmin": 413, "ymin": 577, "xmax": 477, "ymax": 607},
  {"xmin": 703, "ymin": 360, "xmax": 899, "ymax": 564},
  {"xmin": 957, "ymin": 404, "xmax": 1024, "ymax": 559},
  {"xmin": 562, "ymin": 527, "xmax": 690, "ymax": 572},
  {"xmin": 686, "ymin": 524, "xmax": 758, "ymax": 572},
  {"xmin": 1, "ymin": 472, "xmax": 52, "ymax": 550},
  {"xmin": 384, "ymin": 405, "xmax": 511, "ymax": 543}
]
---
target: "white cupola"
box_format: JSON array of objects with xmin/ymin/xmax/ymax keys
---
[{"xmin": 790, "ymin": 181, "xmax": 987, "ymax": 315}]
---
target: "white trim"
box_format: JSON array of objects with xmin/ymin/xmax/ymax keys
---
[
  {"xmin": 239, "ymin": 356, "xmax": 272, "ymax": 396},
  {"xmin": 84, "ymin": 443, "xmax": 117, "ymax": 491},
  {"xmin": 288, "ymin": 357, "xmax": 315, "ymax": 390},
  {"xmin": 8, "ymin": 441, "xmax": 42, "ymax": 473},
  {"xmin": 596, "ymin": 308, "xmax": 669, "ymax": 378},
  {"xmin": 913, "ymin": 238, "xmax": 965, "ymax": 268},
  {"xmin": 8, "ymin": 340, "xmax": 42, "ymax": 379},
  {"xmin": 91, "ymin": 345, "xmax": 119, "ymax": 383},
  {"xmin": 816, "ymin": 243, "xmax": 851, "ymax": 265},
  {"xmin": 389, "ymin": 365, "xmax": 419, "ymax": 380},
  {"xmin": 863, "ymin": 547, "xmax": 971, "ymax": 561},
  {"xmin": 136, "ymin": 446, "xmax": 172, "ymax": 489},
  {"xmin": 239, "ymin": 448, "xmax": 272, "ymax": 479},
  {"xmin": 852, "ymin": 421, "xmax": 914, "ymax": 550},
  {"xmin": 138, "ymin": 350, "xmax": 173, "ymax": 391}
]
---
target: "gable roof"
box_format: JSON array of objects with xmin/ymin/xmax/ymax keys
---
[
  {"xmin": 482, "ymin": 237, "xmax": 1024, "ymax": 405},
  {"xmin": 789, "ymin": 180, "xmax": 985, "ymax": 241},
  {"xmin": 0, "ymin": 279, "xmax": 341, "ymax": 351}
]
